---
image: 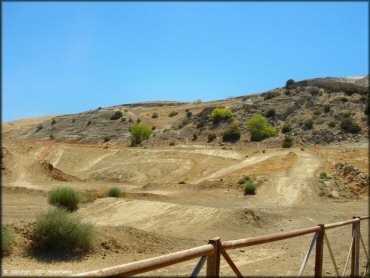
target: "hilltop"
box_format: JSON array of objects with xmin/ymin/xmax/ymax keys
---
[{"xmin": 3, "ymin": 75, "xmax": 369, "ymax": 148}]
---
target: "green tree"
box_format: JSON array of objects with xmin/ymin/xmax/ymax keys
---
[
  {"xmin": 129, "ymin": 123, "xmax": 152, "ymax": 146},
  {"xmin": 286, "ymin": 79, "xmax": 295, "ymax": 87},
  {"xmin": 211, "ymin": 108, "xmax": 233, "ymax": 123},
  {"xmin": 246, "ymin": 114, "xmax": 277, "ymax": 141}
]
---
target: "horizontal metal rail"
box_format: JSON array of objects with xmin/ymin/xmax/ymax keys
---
[
  {"xmin": 74, "ymin": 216, "xmax": 368, "ymax": 277},
  {"xmin": 75, "ymin": 244, "xmax": 214, "ymax": 277},
  {"xmin": 324, "ymin": 218, "xmax": 360, "ymax": 230},
  {"xmin": 222, "ymin": 226, "xmax": 320, "ymax": 250}
]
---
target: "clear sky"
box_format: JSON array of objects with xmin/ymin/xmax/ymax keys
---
[{"xmin": 3, "ymin": 2, "xmax": 368, "ymax": 122}]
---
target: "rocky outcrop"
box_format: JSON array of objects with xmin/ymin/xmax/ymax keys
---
[{"xmin": 334, "ymin": 162, "xmax": 369, "ymax": 193}]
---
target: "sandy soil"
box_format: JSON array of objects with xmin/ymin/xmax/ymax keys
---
[{"xmin": 1, "ymin": 138, "xmax": 368, "ymax": 276}]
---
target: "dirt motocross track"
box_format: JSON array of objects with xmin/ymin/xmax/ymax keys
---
[{"xmin": 1, "ymin": 136, "xmax": 368, "ymax": 276}]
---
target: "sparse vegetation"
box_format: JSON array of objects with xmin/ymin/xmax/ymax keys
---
[
  {"xmin": 31, "ymin": 208, "xmax": 95, "ymax": 256},
  {"xmin": 111, "ymin": 111, "xmax": 123, "ymax": 120},
  {"xmin": 208, "ymin": 132, "xmax": 216, "ymax": 142},
  {"xmin": 103, "ymin": 135, "xmax": 111, "ymax": 143},
  {"xmin": 48, "ymin": 187, "xmax": 82, "ymax": 211},
  {"xmin": 342, "ymin": 97, "xmax": 348, "ymax": 103},
  {"xmin": 107, "ymin": 187, "xmax": 124, "ymax": 198},
  {"xmin": 129, "ymin": 123, "xmax": 152, "ymax": 146},
  {"xmin": 264, "ymin": 91, "xmax": 280, "ymax": 100},
  {"xmin": 246, "ymin": 114, "xmax": 277, "ymax": 141},
  {"xmin": 238, "ymin": 175, "xmax": 251, "ymax": 185},
  {"xmin": 169, "ymin": 141, "xmax": 176, "ymax": 146},
  {"xmin": 2, "ymin": 225, "xmax": 15, "ymax": 256},
  {"xmin": 186, "ymin": 111, "xmax": 192, "ymax": 118},
  {"xmin": 51, "ymin": 119, "xmax": 56, "ymax": 125},
  {"xmin": 192, "ymin": 133, "xmax": 198, "ymax": 141},
  {"xmin": 266, "ymin": 109, "xmax": 276, "ymax": 118},
  {"xmin": 328, "ymin": 121, "xmax": 336, "ymax": 128},
  {"xmin": 282, "ymin": 123, "xmax": 292, "ymax": 133},
  {"xmin": 211, "ymin": 108, "xmax": 233, "ymax": 123},
  {"xmin": 243, "ymin": 181, "xmax": 257, "ymax": 195},
  {"xmin": 304, "ymin": 119, "xmax": 313, "ymax": 130},
  {"xmin": 340, "ymin": 118, "xmax": 361, "ymax": 134},
  {"xmin": 36, "ymin": 124, "xmax": 43, "ymax": 132},
  {"xmin": 284, "ymin": 89, "xmax": 291, "ymax": 96},
  {"xmin": 196, "ymin": 121, "xmax": 205, "ymax": 128},
  {"xmin": 168, "ymin": 111, "xmax": 178, "ymax": 117},
  {"xmin": 152, "ymin": 112, "xmax": 158, "ymax": 118},
  {"xmin": 87, "ymin": 120, "xmax": 92, "ymax": 126},
  {"xmin": 323, "ymin": 105, "xmax": 331, "ymax": 113},
  {"xmin": 49, "ymin": 134, "xmax": 55, "ymax": 140},
  {"xmin": 282, "ymin": 135, "xmax": 293, "ymax": 148}
]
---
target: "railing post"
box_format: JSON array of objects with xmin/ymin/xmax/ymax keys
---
[
  {"xmin": 315, "ymin": 224, "xmax": 325, "ymax": 278},
  {"xmin": 206, "ymin": 237, "xmax": 221, "ymax": 278},
  {"xmin": 351, "ymin": 217, "xmax": 360, "ymax": 278}
]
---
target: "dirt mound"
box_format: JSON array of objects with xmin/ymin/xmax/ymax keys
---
[
  {"xmin": 31, "ymin": 161, "xmax": 81, "ymax": 182},
  {"xmin": 334, "ymin": 162, "xmax": 369, "ymax": 194}
]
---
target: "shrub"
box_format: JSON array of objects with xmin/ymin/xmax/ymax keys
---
[
  {"xmin": 49, "ymin": 134, "xmax": 55, "ymax": 140},
  {"xmin": 196, "ymin": 121, "xmax": 205, "ymax": 128},
  {"xmin": 286, "ymin": 79, "xmax": 295, "ymax": 87},
  {"xmin": 365, "ymin": 104, "xmax": 369, "ymax": 115},
  {"xmin": 208, "ymin": 132, "xmax": 217, "ymax": 142},
  {"xmin": 264, "ymin": 92, "xmax": 280, "ymax": 100},
  {"xmin": 282, "ymin": 123, "xmax": 292, "ymax": 133},
  {"xmin": 111, "ymin": 111, "xmax": 123, "ymax": 120},
  {"xmin": 152, "ymin": 113, "xmax": 158, "ymax": 118},
  {"xmin": 192, "ymin": 134, "xmax": 198, "ymax": 141},
  {"xmin": 129, "ymin": 123, "xmax": 152, "ymax": 146},
  {"xmin": 87, "ymin": 120, "xmax": 92, "ymax": 126},
  {"xmin": 36, "ymin": 124, "xmax": 43, "ymax": 132},
  {"xmin": 31, "ymin": 208, "xmax": 95, "ymax": 256},
  {"xmin": 304, "ymin": 119, "xmax": 313, "ymax": 130},
  {"xmin": 323, "ymin": 105, "xmax": 331, "ymax": 113},
  {"xmin": 178, "ymin": 181, "xmax": 186, "ymax": 184},
  {"xmin": 186, "ymin": 111, "xmax": 193, "ymax": 118},
  {"xmin": 168, "ymin": 111, "xmax": 178, "ymax": 117},
  {"xmin": 343, "ymin": 111, "xmax": 352, "ymax": 118},
  {"xmin": 238, "ymin": 175, "xmax": 251, "ymax": 184},
  {"xmin": 211, "ymin": 108, "xmax": 233, "ymax": 123},
  {"xmin": 282, "ymin": 135, "xmax": 293, "ymax": 148},
  {"xmin": 266, "ymin": 109, "xmax": 276, "ymax": 118},
  {"xmin": 193, "ymin": 99, "xmax": 202, "ymax": 104},
  {"xmin": 51, "ymin": 119, "xmax": 56, "ymax": 125},
  {"xmin": 328, "ymin": 121, "xmax": 336, "ymax": 128},
  {"xmin": 243, "ymin": 181, "xmax": 257, "ymax": 195},
  {"xmin": 319, "ymin": 172, "xmax": 331, "ymax": 181},
  {"xmin": 48, "ymin": 188, "xmax": 82, "ymax": 211},
  {"xmin": 246, "ymin": 114, "xmax": 277, "ymax": 142},
  {"xmin": 342, "ymin": 97, "xmax": 348, "ymax": 103},
  {"xmin": 2, "ymin": 225, "xmax": 15, "ymax": 256},
  {"xmin": 107, "ymin": 187, "xmax": 124, "ymax": 198},
  {"xmin": 222, "ymin": 127, "xmax": 241, "ymax": 142},
  {"xmin": 284, "ymin": 89, "xmax": 291, "ymax": 96},
  {"xmin": 169, "ymin": 141, "xmax": 176, "ymax": 146},
  {"xmin": 340, "ymin": 118, "xmax": 361, "ymax": 134},
  {"xmin": 103, "ymin": 135, "xmax": 111, "ymax": 143},
  {"xmin": 137, "ymin": 118, "xmax": 141, "ymax": 124}
]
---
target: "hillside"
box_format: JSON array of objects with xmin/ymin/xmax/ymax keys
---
[{"xmin": 3, "ymin": 75, "xmax": 369, "ymax": 147}]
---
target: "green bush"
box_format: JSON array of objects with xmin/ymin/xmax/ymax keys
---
[
  {"xmin": 211, "ymin": 108, "xmax": 233, "ymax": 123},
  {"xmin": 342, "ymin": 97, "xmax": 348, "ymax": 103},
  {"xmin": 238, "ymin": 175, "xmax": 251, "ymax": 185},
  {"xmin": 51, "ymin": 119, "xmax": 56, "ymax": 125},
  {"xmin": 48, "ymin": 188, "xmax": 82, "ymax": 211},
  {"xmin": 266, "ymin": 109, "xmax": 276, "ymax": 118},
  {"xmin": 168, "ymin": 111, "xmax": 178, "ymax": 117},
  {"xmin": 284, "ymin": 89, "xmax": 291, "ymax": 96},
  {"xmin": 304, "ymin": 119, "xmax": 313, "ymax": 130},
  {"xmin": 169, "ymin": 141, "xmax": 176, "ymax": 146},
  {"xmin": 152, "ymin": 113, "xmax": 158, "ymax": 118},
  {"xmin": 196, "ymin": 121, "xmax": 205, "ymax": 128},
  {"xmin": 323, "ymin": 105, "xmax": 331, "ymax": 113},
  {"xmin": 186, "ymin": 111, "xmax": 192, "ymax": 118},
  {"xmin": 108, "ymin": 187, "xmax": 124, "ymax": 198},
  {"xmin": 31, "ymin": 208, "xmax": 95, "ymax": 256},
  {"xmin": 2, "ymin": 225, "xmax": 16, "ymax": 256},
  {"xmin": 286, "ymin": 79, "xmax": 295, "ymax": 87},
  {"xmin": 243, "ymin": 181, "xmax": 257, "ymax": 195},
  {"xmin": 222, "ymin": 126, "xmax": 241, "ymax": 142},
  {"xmin": 340, "ymin": 118, "xmax": 361, "ymax": 134},
  {"xmin": 282, "ymin": 123, "xmax": 292, "ymax": 133},
  {"xmin": 264, "ymin": 92, "xmax": 280, "ymax": 100},
  {"xmin": 208, "ymin": 132, "xmax": 217, "ymax": 142},
  {"xmin": 36, "ymin": 124, "xmax": 43, "ymax": 132},
  {"xmin": 111, "ymin": 111, "xmax": 123, "ymax": 120},
  {"xmin": 246, "ymin": 114, "xmax": 277, "ymax": 142},
  {"xmin": 319, "ymin": 172, "xmax": 331, "ymax": 181},
  {"xmin": 282, "ymin": 135, "xmax": 293, "ymax": 148},
  {"xmin": 49, "ymin": 134, "xmax": 55, "ymax": 140},
  {"xmin": 129, "ymin": 123, "xmax": 152, "ymax": 146}
]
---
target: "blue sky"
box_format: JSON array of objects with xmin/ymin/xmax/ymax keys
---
[{"xmin": 3, "ymin": 2, "xmax": 368, "ymax": 122}]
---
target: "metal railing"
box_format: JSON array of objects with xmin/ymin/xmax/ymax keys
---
[{"xmin": 75, "ymin": 216, "xmax": 369, "ymax": 277}]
